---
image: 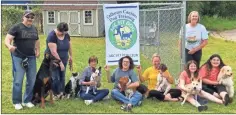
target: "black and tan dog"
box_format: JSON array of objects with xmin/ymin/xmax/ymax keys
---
[{"xmin": 31, "ymin": 53, "xmax": 61, "ymax": 108}]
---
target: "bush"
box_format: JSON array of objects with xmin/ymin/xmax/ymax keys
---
[{"xmin": 1, "ymin": 6, "xmax": 43, "ymax": 35}]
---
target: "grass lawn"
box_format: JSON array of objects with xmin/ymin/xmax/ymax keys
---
[
  {"xmin": 201, "ymin": 16, "xmax": 236, "ymax": 31},
  {"xmin": 1, "ymin": 35, "xmax": 236, "ymax": 114}
]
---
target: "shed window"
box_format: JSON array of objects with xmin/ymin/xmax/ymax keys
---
[
  {"xmin": 47, "ymin": 11, "xmax": 55, "ymax": 24},
  {"xmin": 84, "ymin": 10, "xmax": 93, "ymax": 25}
]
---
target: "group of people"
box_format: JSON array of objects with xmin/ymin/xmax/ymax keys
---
[{"xmin": 4, "ymin": 9, "xmax": 233, "ymax": 112}]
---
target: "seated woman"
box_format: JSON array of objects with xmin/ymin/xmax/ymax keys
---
[
  {"xmin": 105, "ymin": 56, "xmax": 142, "ymax": 111},
  {"xmin": 178, "ymin": 60, "xmax": 226, "ymax": 112},
  {"xmin": 199, "ymin": 54, "xmax": 231, "ymax": 105},
  {"xmin": 137, "ymin": 53, "xmax": 182, "ymax": 102},
  {"xmin": 79, "ymin": 56, "xmax": 109, "ymax": 105}
]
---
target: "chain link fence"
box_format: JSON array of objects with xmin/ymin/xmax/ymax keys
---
[
  {"xmin": 1, "ymin": 2, "xmax": 186, "ymax": 79},
  {"xmin": 139, "ymin": 2, "xmax": 186, "ymax": 79}
]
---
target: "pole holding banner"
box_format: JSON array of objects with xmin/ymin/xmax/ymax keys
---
[{"xmin": 103, "ymin": 3, "xmax": 140, "ymax": 66}]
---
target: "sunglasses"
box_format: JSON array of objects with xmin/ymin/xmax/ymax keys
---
[{"xmin": 25, "ymin": 15, "xmax": 35, "ymax": 19}]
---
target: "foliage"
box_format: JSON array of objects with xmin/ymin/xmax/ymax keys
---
[{"xmin": 187, "ymin": 1, "xmax": 236, "ymax": 18}]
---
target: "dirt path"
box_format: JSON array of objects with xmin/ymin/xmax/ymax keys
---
[{"xmin": 209, "ymin": 29, "xmax": 236, "ymax": 42}]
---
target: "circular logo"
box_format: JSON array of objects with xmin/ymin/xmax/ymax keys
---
[{"xmin": 109, "ymin": 19, "xmax": 137, "ymax": 50}]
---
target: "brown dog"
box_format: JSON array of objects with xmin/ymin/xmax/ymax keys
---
[{"xmin": 118, "ymin": 77, "xmax": 133, "ymax": 99}]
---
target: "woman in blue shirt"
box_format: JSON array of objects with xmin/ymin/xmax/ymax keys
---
[{"xmin": 45, "ymin": 22, "xmax": 73, "ymax": 100}]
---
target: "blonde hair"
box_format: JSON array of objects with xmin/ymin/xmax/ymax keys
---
[
  {"xmin": 152, "ymin": 53, "xmax": 161, "ymax": 61},
  {"xmin": 187, "ymin": 11, "xmax": 200, "ymax": 23}
]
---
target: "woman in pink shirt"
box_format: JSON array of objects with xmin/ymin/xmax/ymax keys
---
[
  {"xmin": 199, "ymin": 54, "xmax": 231, "ymax": 105},
  {"xmin": 178, "ymin": 60, "xmax": 225, "ymax": 112}
]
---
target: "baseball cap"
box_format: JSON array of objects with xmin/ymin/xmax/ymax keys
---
[{"xmin": 23, "ymin": 10, "xmax": 35, "ymax": 17}]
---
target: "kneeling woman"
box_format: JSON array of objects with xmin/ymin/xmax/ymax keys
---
[{"xmin": 79, "ymin": 56, "xmax": 109, "ymax": 105}]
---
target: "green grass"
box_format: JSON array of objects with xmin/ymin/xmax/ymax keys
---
[
  {"xmin": 1, "ymin": 35, "xmax": 236, "ymax": 113},
  {"xmin": 201, "ymin": 16, "xmax": 236, "ymax": 31}
]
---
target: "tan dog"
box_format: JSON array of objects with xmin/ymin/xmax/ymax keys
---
[
  {"xmin": 119, "ymin": 77, "xmax": 134, "ymax": 99},
  {"xmin": 181, "ymin": 78, "xmax": 202, "ymax": 105},
  {"xmin": 217, "ymin": 66, "xmax": 234, "ymax": 101}
]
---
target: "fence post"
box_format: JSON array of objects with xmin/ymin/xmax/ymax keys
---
[{"xmin": 181, "ymin": 0, "xmax": 186, "ymax": 71}]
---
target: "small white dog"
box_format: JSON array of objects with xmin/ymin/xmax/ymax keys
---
[
  {"xmin": 181, "ymin": 78, "xmax": 202, "ymax": 105},
  {"xmin": 156, "ymin": 64, "xmax": 171, "ymax": 95},
  {"xmin": 217, "ymin": 66, "xmax": 234, "ymax": 99},
  {"xmin": 85, "ymin": 66, "xmax": 101, "ymax": 94}
]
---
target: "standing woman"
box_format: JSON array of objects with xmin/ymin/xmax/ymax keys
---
[
  {"xmin": 184, "ymin": 11, "xmax": 208, "ymax": 67},
  {"xmin": 45, "ymin": 22, "xmax": 73, "ymax": 99}
]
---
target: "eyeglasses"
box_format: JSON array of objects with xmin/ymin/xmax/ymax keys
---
[
  {"xmin": 25, "ymin": 15, "xmax": 35, "ymax": 19},
  {"xmin": 123, "ymin": 60, "xmax": 130, "ymax": 63}
]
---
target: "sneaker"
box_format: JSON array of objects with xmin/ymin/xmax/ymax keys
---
[
  {"xmin": 120, "ymin": 104, "xmax": 126, "ymax": 110},
  {"xmin": 14, "ymin": 104, "xmax": 23, "ymax": 110},
  {"xmin": 84, "ymin": 100, "xmax": 93, "ymax": 105},
  {"xmin": 198, "ymin": 105, "xmax": 208, "ymax": 112},
  {"xmin": 223, "ymin": 94, "xmax": 230, "ymax": 106},
  {"xmin": 120, "ymin": 104, "xmax": 132, "ymax": 112},
  {"xmin": 22, "ymin": 102, "xmax": 34, "ymax": 108}
]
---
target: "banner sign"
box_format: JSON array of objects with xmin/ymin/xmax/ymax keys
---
[{"xmin": 103, "ymin": 3, "xmax": 140, "ymax": 65}]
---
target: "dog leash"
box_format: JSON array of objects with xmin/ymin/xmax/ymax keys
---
[{"xmin": 69, "ymin": 59, "xmax": 73, "ymax": 72}]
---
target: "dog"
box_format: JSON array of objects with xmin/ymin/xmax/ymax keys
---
[
  {"xmin": 118, "ymin": 77, "xmax": 134, "ymax": 99},
  {"xmin": 31, "ymin": 53, "xmax": 61, "ymax": 108},
  {"xmin": 64, "ymin": 72, "xmax": 81, "ymax": 99},
  {"xmin": 85, "ymin": 66, "xmax": 102, "ymax": 94},
  {"xmin": 156, "ymin": 64, "xmax": 171, "ymax": 95},
  {"xmin": 217, "ymin": 66, "xmax": 234, "ymax": 102},
  {"xmin": 181, "ymin": 78, "xmax": 202, "ymax": 105}
]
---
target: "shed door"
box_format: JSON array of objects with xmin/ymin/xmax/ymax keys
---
[
  {"xmin": 59, "ymin": 11, "xmax": 68, "ymax": 23},
  {"xmin": 69, "ymin": 11, "xmax": 81, "ymax": 36},
  {"xmin": 59, "ymin": 11, "xmax": 81, "ymax": 36}
]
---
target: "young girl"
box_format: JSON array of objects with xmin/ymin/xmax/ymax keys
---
[
  {"xmin": 178, "ymin": 60, "xmax": 225, "ymax": 112},
  {"xmin": 199, "ymin": 54, "xmax": 231, "ymax": 104}
]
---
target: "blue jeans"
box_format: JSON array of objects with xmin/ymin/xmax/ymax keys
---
[
  {"xmin": 111, "ymin": 88, "xmax": 142, "ymax": 106},
  {"xmin": 51, "ymin": 62, "xmax": 67, "ymax": 95},
  {"xmin": 79, "ymin": 89, "xmax": 109, "ymax": 102},
  {"xmin": 11, "ymin": 54, "xmax": 36, "ymax": 104}
]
